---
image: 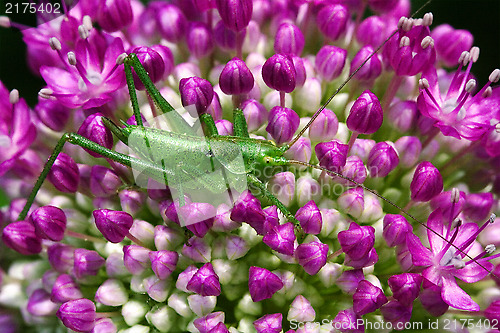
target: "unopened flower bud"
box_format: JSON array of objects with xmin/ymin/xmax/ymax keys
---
[
  {"xmin": 284, "ymin": 137, "xmax": 311, "ymax": 165},
  {"xmin": 219, "ymin": 57, "xmax": 254, "ymax": 95},
  {"xmin": 463, "ymin": 192, "xmax": 494, "ymax": 222},
  {"xmin": 57, "ymin": 298, "xmax": 96, "ymax": 332},
  {"xmin": 97, "ymin": 0, "xmax": 133, "ymax": 32},
  {"xmin": 274, "ymin": 23, "xmax": 304, "ymax": 56},
  {"xmin": 308, "ymin": 108, "xmax": 338, "ymax": 142},
  {"xmin": 380, "ymin": 301, "xmax": 412, "ymax": 328},
  {"xmin": 368, "ymin": 0, "xmax": 398, "ymax": 13},
  {"xmin": 27, "ymin": 288, "xmax": 59, "ymax": 316},
  {"xmin": 347, "ymin": 90, "xmax": 383, "ymax": 135},
  {"xmin": 179, "ymin": 77, "xmax": 214, "ymax": 117},
  {"xmin": 193, "ymin": 312, "xmax": 225, "ymax": 332},
  {"xmin": 47, "ymin": 244, "xmax": 74, "ymax": 273},
  {"xmin": 123, "ymin": 245, "xmax": 151, "ymax": 275},
  {"xmin": 295, "ymin": 241, "xmax": 328, "ymax": 275},
  {"xmin": 35, "ymin": 98, "xmax": 70, "ymax": 132},
  {"xmin": 119, "ymin": 189, "xmax": 146, "ymax": 215},
  {"xmin": 30, "ymin": 205, "xmax": 66, "ymax": 241},
  {"xmin": 353, "ymin": 280, "xmax": 388, "ymax": 315},
  {"xmin": 149, "ymin": 250, "xmax": 179, "ymax": 280},
  {"xmin": 337, "ymin": 187, "xmax": 365, "ymax": 219},
  {"xmin": 263, "ymin": 222, "xmax": 296, "ymax": 256},
  {"xmin": 95, "ymin": 279, "xmax": 129, "ymax": 306},
  {"xmin": 410, "ymin": 161, "xmax": 443, "ymax": 202},
  {"xmin": 262, "ymin": 54, "xmax": 296, "ymax": 93},
  {"xmin": 216, "ymin": 0, "xmax": 252, "ymax": 32},
  {"xmin": 383, "ymin": 214, "xmax": 412, "ymax": 247},
  {"xmin": 93, "ymin": 209, "xmax": 133, "ymax": 243},
  {"xmin": 268, "ymin": 171, "xmax": 295, "ymax": 207},
  {"xmin": 332, "ymin": 308, "xmax": 360, "ymax": 332},
  {"xmin": 2, "ymin": 221, "xmax": 42, "ymax": 255},
  {"xmin": 214, "ymin": 20, "xmax": 236, "ymax": 51},
  {"xmin": 315, "ymin": 140, "xmax": 348, "ymax": 173},
  {"xmin": 367, "ymin": 142, "xmax": 399, "ymax": 177},
  {"xmin": 225, "ymin": 235, "xmax": 250, "ymax": 259},
  {"xmin": 48, "ymin": 153, "xmax": 79, "ymax": 193},
  {"xmin": 338, "ymin": 221, "xmax": 375, "ymax": 260},
  {"xmin": 295, "ymin": 200, "xmax": 322, "ymax": 235},
  {"xmin": 156, "ymin": 4, "xmax": 187, "ymax": 43},
  {"xmin": 357, "ymin": 16, "xmax": 387, "ymax": 46},
  {"xmin": 51, "ymin": 274, "xmax": 83, "ymax": 303},
  {"xmin": 317, "ymin": 4, "xmax": 349, "ymax": 41},
  {"xmin": 431, "ymin": 24, "xmax": 474, "ymax": 67},
  {"xmin": 388, "ymin": 273, "xmax": 423, "ymax": 306},
  {"xmin": 394, "ymin": 136, "xmax": 422, "ymax": 168},
  {"xmin": 350, "ymin": 46, "xmax": 382, "ymax": 81},
  {"xmin": 187, "ymin": 263, "xmax": 221, "ymax": 296},
  {"xmin": 248, "ymin": 266, "xmax": 283, "ymax": 302},
  {"xmin": 266, "ymin": 106, "xmax": 299, "ymax": 145},
  {"xmin": 254, "ymin": 313, "xmax": 282, "ymax": 333},
  {"xmin": 288, "ymin": 295, "xmax": 315, "ymax": 322},
  {"xmin": 129, "ymin": 46, "xmax": 166, "ymax": 90},
  {"xmin": 388, "ymin": 100, "xmax": 417, "ymax": 132},
  {"xmin": 336, "ymin": 269, "xmax": 365, "ymax": 294},
  {"xmin": 74, "ymin": 248, "xmax": 105, "ymax": 279},
  {"xmin": 89, "ymin": 166, "xmax": 122, "ymax": 197},
  {"xmin": 241, "ymin": 99, "xmax": 267, "ymax": 132},
  {"xmin": 186, "ymin": 22, "xmax": 214, "ymax": 59},
  {"xmin": 315, "ymin": 45, "xmax": 347, "ymax": 81}
]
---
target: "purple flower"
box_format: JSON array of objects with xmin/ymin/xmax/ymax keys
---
[
  {"xmin": 40, "ymin": 33, "xmax": 126, "ymax": 109},
  {"xmin": 149, "ymin": 250, "xmax": 179, "ymax": 280},
  {"xmin": 187, "ymin": 263, "xmax": 221, "ymax": 296},
  {"xmin": 295, "ymin": 241, "xmax": 328, "ymax": 275},
  {"xmin": 317, "ymin": 4, "xmax": 349, "ymax": 41},
  {"xmin": 219, "ymin": 57, "xmax": 254, "ymax": 95},
  {"xmin": 77, "ymin": 113, "xmax": 113, "ymax": 158},
  {"xmin": 410, "ymin": 161, "xmax": 443, "ymax": 202},
  {"xmin": 353, "ymin": 280, "xmax": 388, "ymax": 316},
  {"xmin": 216, "ymin": 0, "xmax": 253, "ymax": 32},
  {"xmin": 51, "ymin": 274, "xmax": 83, "ymax": 303},
  {"xmin": 388, "ymin": 273, "xmax": 423, "ymax": 306},
  {"xmin": 274, "ymin": 23, "xmax": 304, "ymax": 56},
  {"xmin": 47, "ymin": 153, "xmax": 80, "ymax": 193},
  {"xmin": 346, "ymin": 90, "xmax": 383, "ymax": 135},
  {"xmin": 315, "ymin": 140, "xmax": 349, "ymax": 173},
  {"xmin": 56, "ymin": 298, "xmax": 96, "ymax": 332},
  {"xmin": 74, "ymin": 249, "xmax": 106, "ymax": 279},
  {"xmin": 93, "ymin": 209, "xmax": 133, "ymax": 243},
  {"xmin": 295, "ymin": 200, "xmax": 322, "ymax": 235},
  {"xmin": 253, "ymin": 313, "xmax": 282, "ymax": 333},
  {"xmin": 431, "ymin": 24, "xmax": 474, "ymax": 67},
  {"xmin": 367, "ymin": 142, "xmax": 399, "ymax": 177},
  {"xmin": 338, "ymin": 222, "xmax": 375, "ymax": 261},
  {"xmin": 186, "ymin": 22, "xmax": 214, "ymax": 59},
  {"xmin": 30, "ymin": 205, "xmax": 67, "ymax": 241},
  {"xmin": 129, "ymin": 46, "xmax": 166, "ymax": 90},
  {"xmin": 248, "ymin": 266, "xmax": 283, "ymax": 302},
  {"xmin": 263, "ymin": 222, "xmax": 296, "ymax": 256},
  {"xmin": 179, "ymin": 76, "xmax": 214, "ymax": 117},
  {"xmin": 262, "ymin": 54, "xmax": 296, "ymax": 93},
  {"xmin": 266, "ymin": 106, "xmax": 299, "ymax": 145},
  {"xmin": 1, "ymin": 221, "xmax": 42, "ymax": 255},
  {"xmin": 383, "ymin": 214, "xmax": 413, "ymax": 247},
  {"xmin": 96, "ymin": 0, "xmax": 133, "ymax": 32},
  {"xmin": 315, "ymin": 45, "xmax": 347, "ymax": 81},
  {"xmin": 350, "ymin": 46, "xmax": 382, "ymax": 82},
  {"xmin": 407, "ymin": 209, "xmax": 498, "ymax": 311}
]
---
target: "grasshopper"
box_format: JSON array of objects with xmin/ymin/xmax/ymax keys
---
[{"xmin": 14, "ymin": 1, "xmax": 495, "ymax": 277}]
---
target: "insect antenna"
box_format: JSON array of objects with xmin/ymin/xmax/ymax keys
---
[
  {"xmin": 287, "ymin": 159, "xmax": 498, "ymax": 277},
  {"xmin": 286, "ymin": 0, "xmax": 434, "ymax": 151}
]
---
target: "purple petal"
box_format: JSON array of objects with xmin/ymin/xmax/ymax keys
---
[{"xmin": 441, "ymin": 276, "xmax": 480, "ymax": 311}]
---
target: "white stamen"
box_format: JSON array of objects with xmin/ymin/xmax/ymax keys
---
[
  {"xmin": 67, "ymin": 52, "xmax": 77, "ymax": 66},
  {"xmin": 462, "ymin": 52, "xmax": 471, "ymax": 66},
  {"xmin": 419, "ymin": 78, "xmax": 430, "ymax": 89},
  {"xmin": 465, "ymin": 79, "xmax": 476, "ymax": 93},
  {"xmin": 83, "ymin": 15, "xmax": 93, "ymax": 31},
  {"xmin": 423, "ymin": 12, "xmax": 433, "ymax": 26},
  {"xmin": 9, "ymin": 89, "xmax": 19, "ymax": 104},
  {"xmin": 49, "ymin": 37, "xmax": 62, "ymax": 51},
  {"xmin": 458, "ymin": 51, "xmax": 468, "ymax": 65},
  {"xmin": 39, "ymin": 88, "xmax": 54, "ymax": 99},
  {"xmin": 413, "ymin": 18, "xmax": 423, "ymax": 26},
  {"xmin": 486, "ymin": 244, "xmax": 496, "ymax": 254},
  {"xmin": 495, "ymin": 123, "xmax": 500, "ymax": 134},
  {"xmin": 489, "ymin": 69, "xmax": 500, "ymax": 83},
  {"xmin": 402, "ymin": 18, "xmax": 413, "ymax": 31},
  {"xmin": 470, "ymin": 47, "xmax": 480, "ymax": 62},
  {"xmin": 116, "ymin": 53, "xmax": 127, "ymax": 65},
  {"xmin": 397, "ymin": 17, "xmax": 407, "ymax": 29},
  {"xmin": 0, "ymin": 16, "xmax": 11, "ymax": 28},
  {"xmin": 489, "ymin": 213, "xmax": 496, "ymax": 223},
  {"xmin": 483, "ymin": 87, "xmax": 492, "ymax": 98},
  {"xmin": 399, "ymin": 36, "xmax": 410, "ymax": 48},
  {"xmin": 78, "ymin": 25, "xmax": 90, "ymax": 39},
  {"xmin": 451, "ymin": 188, "xmax": 460, "ymax": 203},
  {"xmin": 421, "ymin": 36, "xmax": 434, "ymax": 49},
  {"xmin": 453, "ymin": 258, "xmax": 465, "ymax": 269}
]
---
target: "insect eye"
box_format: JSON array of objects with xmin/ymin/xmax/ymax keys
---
[{"xmin": 264, "ymin": 157, "xmax": 272, "ymax": 164}]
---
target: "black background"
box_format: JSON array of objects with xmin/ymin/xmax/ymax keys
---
[{"xmin": 0, "ymin": 0, "xmax": 498, "ymax": 106}]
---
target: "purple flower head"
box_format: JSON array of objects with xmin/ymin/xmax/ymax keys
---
[
  {"xmin": 388, "ymin": 100, "xmax": 417, "ymax": 132},
  {"xmin": 295, "ymin": 200, "xmax": 322, "ymax": 235},
  {"xmin": 97, "ymin": 0, "xmax": 133, "ymax": 32},
  {"xmin": 186, "ymin": 22, "xmax": 214, "ymax": 59},
  {"xmin": 380, "ymin": 301, "xmax": 412, "ymax": 328},
  {"xmin": 350, "ymin": 46, "xmax": 382, "ymax": 82},
  {"xmin": 338, "ymin": 222, "xmax": 375, "ymax": 260},
  {"xmin": 410, "ymin": 161, "xmax": 443, "ymax": 202},
  {"xmin": 394, "ymin": 136, "xmax": 422, "ymax": 168},
  {"xmin": 353, "ymin": 280, "xmax": 388, "ymax": 316},
  {"xmin": 263, "ymin": 222, "xmax": 296, "ymax": 256},
  {"xmin": 357, "ymin": 16, "xmax": 388, "ymax": 46},
  {"xmin": 219, "ymin": 57, "xmax": 254, "ymax": 95},
  {"xmin": 417, "ymin": 51, "xmax": 499, "ymax": 140},
  {"xmin": 56, "ymin": 298, "xmax": 96, "ymax": 332},
  {"xmin": 308, "ymin": 108, "xmax": 338, "ymax": 142},
  {"xmin": 367, "ymin": 141, "xmax": 399, "ymax": 177},
  {"xmin": 315, "ymin": 140, "xmax": 349, "ymax": 173},
  {"xmin": 248, "ymin": 266, "xmax": 284, "ymax": 302},
  {"xmin": 262, "ymin": 54, "xmax": 296, "ymax": 93},
  {"xmin": 274, "ymin": 23, "xmax": 304, "ymax": 56},
  {"xmin": 384, "ymin": 18, "xmax": 436, "ymax": 76},
  {"xmin": 187, "ymin": 263, "xmax": 221, "ymax": 296},
  {"xmin": 179, "ymin": 77, "xmax": 214, "ymax": 117},
  {"xmin": 346, "ymin": 90, "xmax": 383, "ymax": 135},
  {"xmin": 295, "ymin": 241, "xmax": 328, "ymax": 275},
  {"xmin": 383, "ymin": 214, "xmax": 413, "ymax": 247},
  {"xmin": 463, "ymin": 192, "xmax": 494, "ymax": 222},
  {"xmin": 93, "ymin": 209, "xmax": 133, "ymax": 243},
  {"xmin": 388, "ymin": 273, "xmax": 423, "ymax": 306},
  {"xmin": 30, "ymin": 205, "xmax": 67, "ymax": 241},
  {"xmin": 123, "ymin": 245, "xmax": 151, "ymax": 275},
  {"xmin": 0, "ymin": 87, "xmax": 36, "ymax": 177},
  {"xmin": 315, "ymin": 45, "xmax": 347, "ymax": 81},
  {"xmin": 266, "ymin": 106, "xmax": 299, "ymax": 145},
  {"xmin": 431, "ymin": 24, "xmax": 474, "ymax": 67},
  {"xmin": 77, "ymin": 113, "xmax": 113, "ymax": 158},
  {"xmin": 155, "ymin": 3, "xmax": 188, "ymax": 42},
  {"xmin": 336, "ymin": 269, "xmax": 365, "ymax": 294},
  {"xmin": 27, "ymin": 289, "xmax": 59, "ymax": 316},
  {"xmin": 332, "ymin": 308, "xmax": 363, "ymax": 333},
  {"xmin": 241, "ymin": 99, "xmax": 267, "ymax": 132},
  {"xmin": 2, "ymin": 221, "xmax": 42, "ymax": 255},
  {"xmin": 51, "ymin": 274, "xmax": 83, "ymax": 303},
  {"xmin": 47, "ymin": 152, "xmax": 80, "ymax": 193},
  {"xmin": 34, "ymin": 97, "xmax": 70, "ymax": 132},
  {"xmin": 74, "ymin": 249, "xmax": 105, "ymax": 279},
  {"xmin": 337, "ymin": 187, "xmax": 365, "ymax": 219},
  {"xmin": 48, "ymin": 244, "xmax": 75, "ymax": 273},
  {"xmin": 253, "ymin": 313, "xmax": 282, "ymax": 333},
  {"xmin": 129, "ymin": 46, "xmax": 165, "ymax": 90},
  {"xmin": 317, "ymin": 4, "xmax": 349, "ymax": 41},
  {"xmin": 407, "ymin": 209, "xmax": 498, "ymax": 311},
  {"xmin": 40, "ymin": 33, "xmax": 126, "ymax": 109},
  {"xmin": 216, "ymin": 0, "xmax": 253, "ymax": 32}
]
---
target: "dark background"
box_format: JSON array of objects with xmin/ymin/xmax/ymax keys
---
[{"xmin": 0, "ymin": 0, "xmax": 499, "ymax": 107}]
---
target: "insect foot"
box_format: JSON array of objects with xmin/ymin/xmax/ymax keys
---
[{"xmin": 1, "ymin": 0, "xmax": 499, "ymax": 332}]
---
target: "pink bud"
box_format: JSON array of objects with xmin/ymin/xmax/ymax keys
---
[
  {"xmin": 30, "ymin": 205, "xmax": 66, "ymax": 241},
  {"xmin": 248, "ymin": 266, "xmax": 283, "ymax": 302},
  {"xmin": 295, "ymin": 241, "xmax": 329, "ymax": 275},
  {"xmin": 410, "ymin": 161, "xmax": 443, "ymax": 202},
  {"xmin": 2, "ymin": 221, "xmax": 42, "ymax": 255},
  {"xmin": 353, "ymin": 280, "xmax": 388, "ymax": 315},
  {"xmin": 266, "ymin": 106, "xmax": 299, "ymax": 145},
  {"xmin": 56, "ymin": 298, "xmax": 96, "ymax": 332},
  {"xmin": 346, "ymin": 90, "xmax": 383, "ymax": 135},
  {"xmin": 262, "ymin": 54, "xmax": 296, "ymax": 93}
]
